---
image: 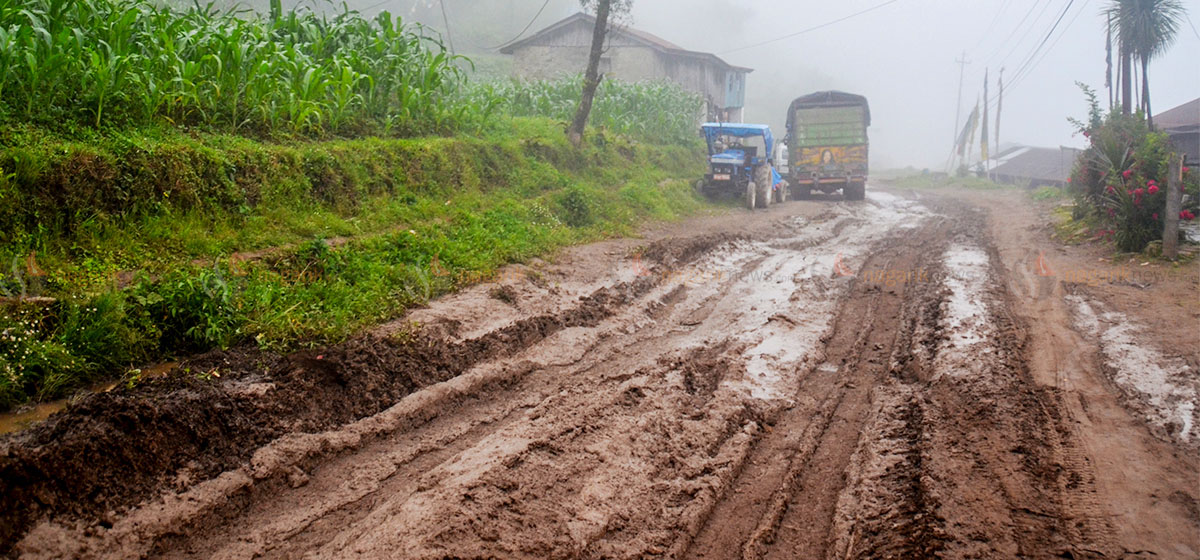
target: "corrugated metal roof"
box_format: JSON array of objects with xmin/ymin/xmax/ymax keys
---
[{"xmin": 499, "ymin": 13, "xmax": 752, "ymax": 73}]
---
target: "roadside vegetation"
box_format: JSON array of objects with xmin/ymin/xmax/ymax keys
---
[
  {"xmin": 1067, "ymin": 85, "xmax": 1198, "ymax": 252},
  {"xmin": 0, "ymin": 0, "xmax": 708, "ymax": 409}
]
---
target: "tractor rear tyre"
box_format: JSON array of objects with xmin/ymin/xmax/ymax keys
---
[
  {"xmin": 754, "ymin": 164, "xmax": 772, "ymax": 209},
  {"xmin": 745, "ymin": 181, "xmax": 756, "ymax": 209},
  {"xmin": 844, "ymin": 180, "xmax": 866, "ymax": 201}
]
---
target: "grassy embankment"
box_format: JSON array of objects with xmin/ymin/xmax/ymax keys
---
[{"xmin": 0, "ymin": 0, "xmax": 710, "ymax": 409}]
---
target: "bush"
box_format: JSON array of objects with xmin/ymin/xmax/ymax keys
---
[{"xmin": 1068, "ymin": 84, "xmax": 1200, "ymax": 252}]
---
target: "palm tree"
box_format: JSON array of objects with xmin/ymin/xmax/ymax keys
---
[{"xmin": 1106, "ymin": 0, "xmax": 1186, "ymax": 128}]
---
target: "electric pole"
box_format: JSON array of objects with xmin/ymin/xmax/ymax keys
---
[{"xmin": 950, "ymin": 51, "xmax": 970, "ymax": 172}]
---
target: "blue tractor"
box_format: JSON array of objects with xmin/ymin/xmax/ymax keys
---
[{"xmin": 696, "ymin": 123, "xmax": 786, "ymax": 209}]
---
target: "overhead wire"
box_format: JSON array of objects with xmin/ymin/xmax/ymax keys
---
[
  {"xmin": 488, "ymin": 0, "xmax": 553, "ymax": 50},
  {"xmin": 719, "ymin": 0, "xmax": 902, "ymax": 55}
]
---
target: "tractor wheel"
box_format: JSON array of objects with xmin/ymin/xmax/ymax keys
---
[
  {"xmin": 754, "ymin": 164, "xmax": 771, "ymax": 209},
  {"xmin": 694, "ymin": 179, "xmax": 706, "ymax": 196},
  {"xmin": 775, "ymin": 180, "xmax": 789, "ymax": 203},
  {"xmin": 845, "ymin": 180, "xmax": 866, "ymax": 201},
  {"xmin": 745, "ymin": 181, "xmax": 756, "ymax": 209}
]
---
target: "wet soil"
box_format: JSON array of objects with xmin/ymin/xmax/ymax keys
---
[{"xmin": 1, "ymin": 187, "xmax": 1196, "ymax": 559}]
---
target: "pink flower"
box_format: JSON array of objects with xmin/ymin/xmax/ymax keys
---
[
  {"xmin": 1122, "ymin": 169, "xmax": 1133, "ymax": 179},
  {"xmin": 1134, "ymin": 188, "xmax": 1144, "ymax": 196},
  {"xmin": 1083, "ymin": 130, "xmax": 1091, "ymax": 138},
  {"xmin": 1147, "ymin": 184, "xmax": 1159, "ymax": 195},
  {"xmin": 1147, "ymin": 180, "xmax": 1156, "ymax": 187},
  {"xmin": 1105, "ymin": 185, "xmax": 1115, "ymax": 194},
  {"xmin": 1152, "ymin": 213, "xmax": 1159, "ymax": 220}
]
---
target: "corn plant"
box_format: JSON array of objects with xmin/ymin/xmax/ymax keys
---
[
  {"xmin": 482, "ymin": 77, "xmax": 704, "ymax": 144},
  {"xmin": 0, "ymin": 0, "xmax": 473, "ymax": 136}
]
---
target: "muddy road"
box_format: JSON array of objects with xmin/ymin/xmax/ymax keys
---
[{"xmin": 3, "ymin": 187, "xmax": 1198, "ymax": 559}]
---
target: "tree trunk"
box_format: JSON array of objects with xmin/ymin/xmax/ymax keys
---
[
  {"xmin": 567, "ymin": 0, "xmax": 612, "ymax": 148},
  {"xmin": 1142, "ymin": 54, "xmax": 1153, "ymax": 129},
  {"xmin": 1163, "ymin": 154, "xmax": 1183, "ymax": 259},
  {"xmin": 1120, "ymin": 47, "xmax": 1132, "ymax": 115}
]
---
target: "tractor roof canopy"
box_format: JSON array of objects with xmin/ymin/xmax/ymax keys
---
[{"xmin": 701, "ymin": 123, "xmax": 774, "ymax": 156}]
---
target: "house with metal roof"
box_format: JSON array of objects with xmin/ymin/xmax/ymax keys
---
[
  {"xmin": 499, "ymin": 13, "xmax": 752, "ymax": 122},
  {"xmin": 1156, "ymin": 97, "xmax": 1199, "ymax": 164}
]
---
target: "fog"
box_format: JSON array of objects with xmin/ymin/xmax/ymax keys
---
[{"xmin": 232, "ymin": 0, "xmax": 1199, "ymax": 169}]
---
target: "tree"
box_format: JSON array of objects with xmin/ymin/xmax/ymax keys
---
[
  {"xmin": 1106, "ymin": 0, "xmax": 1186, "ymax": 127},
  {"xmin": 567, "ymin": 0, "xmax": 632, "ymax": 147}
]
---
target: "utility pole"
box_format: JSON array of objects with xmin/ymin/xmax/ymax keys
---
[
  {"xmin": 995, "ymin": 67, "xmax": 1004, "ymax": 162},
  {"xmin": 950, "ymin": 51, "xmax": 970, "ymax": 171}
]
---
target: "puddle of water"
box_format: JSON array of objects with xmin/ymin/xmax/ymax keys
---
[
  {"xmin": 725, "ymin": 191, "xmax": 932, "ymax": 400},
  {"xmin": 940, "ymin": 245, "xmax": 993, "ymax": 350},
  {"xmin": 0, "ymin": 361, "xmax": 179, "ymax": 436},
  {"xmin": 1068, "ymin": 295, "xmax": 1198, "ymax": 443}
]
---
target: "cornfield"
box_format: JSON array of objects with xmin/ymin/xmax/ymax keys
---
[
  {"xmin": 0, "ymin": 0, "xmax": 481, "ymax": 135},
  {"xmin": 477, "ymin": 77, "xmax": 704, "ymax": 145}
]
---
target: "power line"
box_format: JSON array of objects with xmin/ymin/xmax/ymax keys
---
[
  {"xmin": 720, "ymin": 0, "xmax": 903, "ymax": 55},
  {"xmin": 488, "ymin": 0, "xmax": 553, "ymax": 50},
  {"xmin": 989, "ymin": 0, "xmax": 1057, "ymax": 68},
  {"xmin": 977, "ymin": 0, "xmax": 1050, "ymax": 66},
  {"xmin": 1002, "ymin": 0, "xmax": 1086, "ymax": 100},
  {"xmin": 971, "ymin": 0, "xmax": 1015, "ymax": 53},
  {"xmin": 1186, "ymin": 12, "xmax": 1200, "ymax": 41}
]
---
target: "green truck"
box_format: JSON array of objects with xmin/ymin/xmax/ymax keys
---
[{"xmin": 786, "ymin": 91, "xmax": 871, "ymax": 200}]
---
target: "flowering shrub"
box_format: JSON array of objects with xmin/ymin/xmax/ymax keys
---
[{"xmin": 1068, "ymin": 85, "xmax": 1200, "ymax": 252}]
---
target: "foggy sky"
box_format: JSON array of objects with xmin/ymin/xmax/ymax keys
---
[
  {"xmin": 232, "ymin": 0, "xmax": 1200, "ymax": 169},
  {"xmin": 626, "ymin": 0, "xmax": 1200, "ymax": 169}
]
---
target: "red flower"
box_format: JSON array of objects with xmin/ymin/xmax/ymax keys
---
[
  {"xmin": 1148, "ymin": 185, "xmax": 1159, "ymax": 195},
  {"xmin": 1083, "ymin": 130, "xmax": 1091, "ymax": 138},
  {"xmin": 1147, "ymin": 180, "xmax": 1157, "ymax": 187},
  {"xmin": 1185, "ymin": 167, "xmax": 1191, "ymax": 174},
  {"xmin": 1134, "ymin": 188, "xmax": 1144, "ymax": 196},
  {"xmin": 1067, "ymin": 178, "xmax": 1072, "ymax": 183},
  {"xmin": 1152, "ymin": 213, "xmax": 1159, "ymax": 220},
  {"xmin": 1105, "ymin": 185, "xmax": 1115, "ymax": 194},
  {"xmin": 1181, "ymin": 210, "xmax": 1195, "ymax": 221},
  {"xmin": 1122, "ymin": 169, "xmax": 1133, "ymax": 179}
]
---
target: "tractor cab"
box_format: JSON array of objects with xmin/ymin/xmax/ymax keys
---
[{"xmin": 697, "ymin": 123, "xmax": 783, "ymax": 209}]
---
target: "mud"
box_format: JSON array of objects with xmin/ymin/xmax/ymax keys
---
[{"xmin": 2, "ymin": 188, "xmax": 1197, "ymax": 559}]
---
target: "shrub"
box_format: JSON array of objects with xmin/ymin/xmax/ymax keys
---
[{"xmin": 1068, "ymin": 84, "xmax": 1200, "ymax": 252}]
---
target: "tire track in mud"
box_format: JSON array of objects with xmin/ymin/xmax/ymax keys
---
[{"xmin": 3, "ymin": 193, "xmax": 1133, "ymax": 559}]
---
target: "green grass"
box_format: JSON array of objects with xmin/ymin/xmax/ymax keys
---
[
  {"xmin": 1030, "ymin": 185, "xmax": 1069, "ymax": 201},
  {"xmin": 0, "ymin": 117, "xmax": 708, "ymax": 410}
]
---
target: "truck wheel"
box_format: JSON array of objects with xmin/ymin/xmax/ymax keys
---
[
  {"xmin": 745, "ymin": 181, "xmax": 756, "ymax": 209},
  {"xmin": 845, "ymin": 181, "xmax": 866, "ymax": 201},
  {"xmin": 795, "ymin": 185, "xmax": 811, "ymax": 199},
  {"xmin": 754, "ymin": 164, "xmax": 771, "ymax": 209}
]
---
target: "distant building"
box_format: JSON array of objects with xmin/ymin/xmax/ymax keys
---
[
  {"xmin": 1155, "ymin": 98, "xmax": 1199, "ymax": 165},
  {"xmin": 499, "ymin": 13, "xmax": 752, "ymax": 122},
  {"xmin": 988, "ymin": 145, "xmax": 1082, "ymax": 188}
]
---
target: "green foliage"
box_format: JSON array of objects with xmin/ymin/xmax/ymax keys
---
[
  {"xmin": 0, "ymin": 0, "xmax": 469, "ymax": 136},
  {"xmin": 1068, "ymin": 86, "xmax": 1200, "ymax": 252},
  {"xmin": 0, "ymin": 118, "xmax": 708, "ymax": 409},
  {"xmin": 477, "ymin": 77, "xmax": 704, "ymax": 145}
]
